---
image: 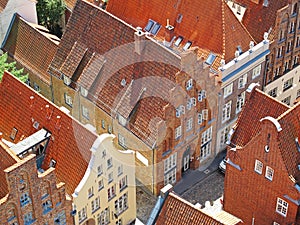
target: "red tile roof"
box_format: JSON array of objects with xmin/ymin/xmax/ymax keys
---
[
  {"xmin": 107, "ymin": 0, "xmax": 254, "ymax": 64},
  {"xmin": 230, "ymin": 88, "xmax": 289, "ymax": 147},
  {"xmin": 233, "ymin": 0, "xmax": 289, "ymax": 42},
  {"xmin": 2, "ymin": 14, "xmax": 59, "ymax": 85},
  {"xmin": 156, "ymin": 192, "xmax": 241, "ymax": 225},
  {"xmin": 0, "ymin": 141, "xmax": 19, "ymax": 199},
  {"xmin": 0, "ymin": 71, "xmax": 98, "ymax": 195}
]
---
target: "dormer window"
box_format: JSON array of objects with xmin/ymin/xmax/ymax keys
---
[
  {"xmin": 118, "ymin": 114, "xmax": 127, "ymax": 126},
  {"xmin": 80, "ymin": 87, "xmax": 88, "ymax": 97},
  {"xmin": 63, "ymin": 75, "xmax": 71, "ymax": 85}
]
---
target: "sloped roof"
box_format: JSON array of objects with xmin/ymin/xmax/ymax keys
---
[
  {"xmin": 0, "ymin": 141, "xmax": 19, "ymax": 199},
  {"xmin": 233, "ymin": 0, "xmax": 289, "ymax": 42},
  {"xmin": 156, "ymin": 192, "xmax": 241, "ymax": 225},
  {"xmin": 230, "ymin": 88, "xmax": 289, "ymax": 147},
  {"xmin": 106, "ymin": 0, "xmax": 254, "ymax": 65},
  {"xmin": 2, "ymin": 14, "xmax": 59, "ymax": 85},
  {"xmin": 0, "ymin": 71, "xmax": 98, "ymax": 195}
]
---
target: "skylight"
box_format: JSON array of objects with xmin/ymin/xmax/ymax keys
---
[
  {"xmin": 150, "ymin": 23, "xmax": 161, "ymax": 35},
  {"xmin": 144, "ymin": 20, "xmax": 155, "ymax": 32},
  {"xmin": 174, "ymin": 36, "xmax": 183, "ymax": 47},
  {"xmin": 183, "ymin": 41, "xmax": 192, "ymax": 51},
  {"xmin": 205, "ymin": 53, "xmax": 216, "ymax": 65},
  {"xmin": 144, "ymin": 19, "xmax": 161, "ymax": 35}
]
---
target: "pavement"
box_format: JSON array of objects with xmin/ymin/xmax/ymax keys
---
[{"xmin": 173, "ymin": 150, "xmax": 227, "ymax": 195}]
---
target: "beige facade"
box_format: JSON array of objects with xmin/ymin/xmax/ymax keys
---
[{"xmin": 71, "ymin": 133, "xmax": 136, "ymax": 225}]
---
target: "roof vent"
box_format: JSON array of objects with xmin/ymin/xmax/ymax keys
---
[
  {"xmin": 121, "ymin": 78, "xmax": 126, "ymax": 87},
  {"xmin": 136, "ymin": 27, "xmax": 143, "ymax": 36}
]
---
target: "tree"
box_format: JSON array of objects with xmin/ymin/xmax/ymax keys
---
[
  {"xmin": 0, "ymin": 53, "xmax": 28, "ymax": 82},
  {"xmin": 36, "ymin": 0, "xmax": 65, "ymax": 37}
]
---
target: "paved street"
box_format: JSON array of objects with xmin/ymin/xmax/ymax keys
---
[{"xmin": 136, "ymin": 185, "xmax": 157, "ymax": 224}]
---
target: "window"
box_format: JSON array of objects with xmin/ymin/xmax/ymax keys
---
[
  {"xmin": 114, "ymin": 193, "xmax": 128, "ymax": 216},
  {"xmin": 63, "ymin": 75, "xmax": 71, "ymax": 85},
  {"xmin": 200, "ymin": 142, "xmax": 211, "ymax": 160},
  {"xmin": 78, "ymin": 207, "xmax": 87, "ymax": 223},
  {"xmin": 97, "ymin": 165, "xmax": 103, "ymax": 177},
  {"xmin": 282, "ymin": 96, "xmax": 291, "ymax": 106},
  {"xmin": 164, "ymin": 153, "xmax": 177, "ymax": 173},
  {"xmin": 108, "ymin": 125, "xmax": 112, "ymax": 134},
  {"xmin": 220, "ymin": 126, "xmax": 230, "ymax": 145},
  {"xmin": 200, "ymin": 127, "xmax": 212, "ymax": 160},
  {"xmin": 118, "ymin": 114, "xmax": 127, "ymax": 126},
  {"xmin": 222, "ymin": 101, "xmax": 231, "ymax": 123},
  {"xmin": 91, "ymin": 197, "xmax": 100, "ymax": 212},
  {"xmin": 268, "ymin": 87, "xmax": 278, "ymax": 98},
  {"xmin": 144, "ymin": 19, "xmax": 155, "ymax": 32},
  {"xmin": 20, "ymin": 192, "xmax": 31, "ymax": 207},
  {"xmin": 265, "ymin": 166, "xmax": 274, "ymax": 181},
  {"xmin": 150, "ymin": 23, "xmax": 161, "ymax": 35},
  {"xmin": 186, "ymin": 118, "xmax": 193, "ymax": 131},
  {"xmin": 54, "ymin": 211, "xmax": 66, "ymax": 225},
  {"xmin": 101, "ymin": 120, "xmax": 105, "ymax": 129},
  {"xmin": 254, "ymin": 159, "xmax": 263, "ymax": 174},
  {"xmin": 198, "ymin": 90, "xmax": 206, "ymax": 102},
  {"xmin": 176, "ymin": 105, "xmax": 185, "ymax": 117},
  {"xmin": 81, "ymin": 87, "xmax": 88, "ymax": 97},
  {"xmin": 201, "ymin": 127, "xmax": 212, "ymax": 145},
  {"xmin": 236, "ymin": 92, "xmax": 245, "ymax": 113},
  {"xmin": 283, "ymin": 78, "xmax": 293, "ymax": 91},
  {"xmin": 205, "ymin": 53, "xmax": 217, "ymax": 65},
  {"xmin": 118, "ymin": 134, "xmax": 126, "ymax": 148},
  {"xmin": 164, "ymin": 168, "xmax": 176, "ymax": 185},
  {"xmin": 276, "ymin": 198, "xmax": 288, "ymax": 217},
  {"xmin": 198, "ymin": 113, "xmax": 203, "ymax": 125},
  {"xmin": 64, "ymin": 93, "xmax": 73, "ymax": 107},
  {"xmin": 116, "ymin": 219, "xmax": 122, "ymax": 225},
  {"xmin": 286, "ymin": 41, "xmax": 292, "ymax": 53},
  {"xmin": 10, "ymin": 127, "xmax": 18, "ymax": 140},
  {"xmin": 290, "ymin": 21, "xmax": 295, "ymax": 33},
  {"xmin": 202, "ymin": 109, "xmax": 208, "ymax": 120},
  {"xmin": 175, "ymin": 126, "xmax": 182, "ymax": 139},
  {"xmin": 108, "ymin": 172, "xmax": 113, "ymax": 183},
  {"xmin": 24, "ymin": 212, "xmax": 34, "ymax": 225},
  {"xmin": 238, "ymin": 74, "xmax": 247, "ymax": 89},
  {"xmin": 88, "ymin": 187, "xmax": 94, "ymax": 198},
  {"xmin": 186, "ymin": 79, "xmax": 193, "ymax": 90},
  {"xmin": 33, "ymin": 83, "xmax": 40, "ymax": 92},
  {"xmin": 82, "ymin": 105, "xmax": 89, "ymax": 119},
  {"xmin": 26, "ymin": 78, "xmax": 31, "ymax": 86},
  {"xmin": 224, "ymin": 83, "xmax": 233, "ymax": 98},
  {"xmin": 252, "ymin": 65, "xmax": 262, "ymax": 79},
  {"xmin": 118, "ymin": 165, "xmax": 123, "ymax": 176},
  {"xmin": 174, "ymin": 36, "xmax": 183, "ymax": 47},
  {"xmin": 273, "ymin": 222, "xmax": 280, "ymax": 225},
  {"xmin": 187, "ymin": 97, "xmax": 196, "ymax": 110},
  {"xmin": 98, "ymin": 179, "xmax": 104, "ymax": 191},
  {"xmin": 107, "ymin": 157, "xmax": 113, "ymax": 169},
  {"xmin": 42, "ymin": 200, "xmax": 52, "ymax": 214},
  {"xmin": 97, "ymin": 207, "xmax": 110, "ymax": 225},
  {"xmin": 119, "ymin": 175, "xmax": 128, "ymax": 191},
  {"xmin": 297, "ymin": 89, "xmax": 300, "ymax": 98},
  {"xmin": 183, "ymin": 41, "xmax": 192, "ymax": 51},
  {"xmin": 107, "ymin": 185, "xmax": 116, "ymax": 201}
]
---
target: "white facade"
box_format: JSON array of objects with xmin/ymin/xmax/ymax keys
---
[
  {"xmin": 264, "ymin": 66, "xmax": 300, "ymax": 106},
  {"xmin": 0, "ymin": 0, "xmax": 37, "ymax": 46}
]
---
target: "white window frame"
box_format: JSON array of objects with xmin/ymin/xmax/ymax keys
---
[
  {"xmin": 118, "ymin": 114, "xmax": 127, "ymax": 126},
  {"xmin": 265, "ymin": 166, "xmax": 274, "ymax": 181},
  {"xmin": 276, "ymin": 198, "xmax": 288, "ymax": 217},
  {"xmin": 186, "ymin": 117, "xmax": 193, "ymax": 131},
  {"xmin": 283, "ymin": 78, "xmax": 293, "ymax": 91},
  {"xmin": 88, "ymin": 187, "xmax": 94, "ymax": 198},
  {"xmin": 98, "ymin": 179, "xmax": 104, "ymax": 191},
  {"xmin": 268, "ymin": 87, "xmax": 278, "ymax": 98},
  {"xmin": 186, "ymin": 79, "xmax": 193, "ymax": 90},
  {"xmin": 198, "ymin": 90, "xmax": 206, "ymax": 102},
  {"xmin": 238, "ymin": 74, "xmax": 247, "ymax": 89},
  {"xmin": 254, "ymin": 159, "xmax": 263, "ymax": 174},
  {"xmin": 220, "ymin": 126, "xmax": 230, "ymax": 145},
  {"xmin": 201, "ymin": 127, "xmax": 212, "ymax": 145},
  {"xmin": 164, "ymin": 168, "xmax": 176, "ymax": 185},
  {"xmin": 164, "ymin": 153, "xmax": 177, "ymax": 173},
  {"xmin": 198, "ymin": 113, "xmax": 203, "ymax": 125},
  {"xmin": 200, "ymin": 142, "xmax": 211, "ymax": 161},
  {"xmin": 175, "ymin": 126, "xmax": 182, "ymax": 139},
  {"xmin": 119, "ymin": 175, "xmax": 128, "ymax": 191},
  {"xmin": 222, "ymin": 101, "xmax": 231, "ymax": 123},
  {"xmin": 118, "ymin": 134, "xmax": 126, "ymax": 148},
  {"xmin": 252, "ymin": 64, "xmax": 262, "ymax": 79},
  {"xmin": 236, "ymin": 91, "xmax": 246, "ymax": 114},
  {"xmin": 202, "ymin": 109, "xmax": 208, "ymax": 120},
  {"xmin": 97, "ymin": 165, "xmax": 103, "ymax": 177},
  {"xmin": 64, "ymin": 93, "xmax": 73, "ymax": 107},
  {"xmin": 224, "ymin": 83, "xmax": 233, "ymax": 98},
  {"xmin": 82, "ymin": 105, "xmax": 89, "ymax": 119},
  {"xmin": 176, "ymin": 105, "xmax": 185, "ymax": 117}
]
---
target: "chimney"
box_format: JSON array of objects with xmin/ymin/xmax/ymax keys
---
[
  {"xmin": 250, "ymin": 0, "xmax": 260, "ymax": 4},
  {"xmin": 164, "ymin": 19, "xmax": 174, "ymax": 43},
  {"xmin": 134, "ymin": 27, "xmax": 145, "ymax": 55}
]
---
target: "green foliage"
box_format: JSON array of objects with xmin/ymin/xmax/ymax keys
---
[
  {"xmin": 0, "ymin": 53, "xmax": 28, "ymax": 82},
  {"xmin": 36, "ymin": 0, "xmax": 65, "ymax": 37}
]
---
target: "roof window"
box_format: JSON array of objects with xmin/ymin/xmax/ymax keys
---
[
  {"xmin": 174, "ymin": 36, "xmax": 183, "ymax": 47},
  {"xmin": 144, "ymin": 19, "xmax": 161, "ymax": 35},
  {"xmin": 205, "ymin": 53, "xmax": 216, "ymax": 65},
  {"xmin": 144, "ymin": 19, "xmax": 155, "ymax": 32},
  {"xmin": 183, "ymin": 41, "xmax": 192, "ymax": 51},
  {"xmin": 176, "ymin": 14, "xmax": 183, "ymax": 23}
]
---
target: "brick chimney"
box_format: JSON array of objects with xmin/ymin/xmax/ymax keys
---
[
  {"xmin": 134, "ymin": 27, "xmax": 146, "ymax": 55},
  {"xmin": 164, "ymin": 19, "xmax": 175, "ymax": 43}
]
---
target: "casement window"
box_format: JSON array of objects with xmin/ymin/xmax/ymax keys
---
[
  {"xmin": 88, "ymin": 187, "xmax": 94, "ymax": 198},
  {"xmin": 97, "ymin": 165, "xmax": 103, "ymax": 177},
  {"xmin": 164, "ymin": 168, "xmax": 176, "ymax": 185},
  {"xmin": 268, "ymin": 87, "xmax": 278, "ymax": 98},
  {"xmin": 107, "ymin": 185, "xmax": 116, "ymax": 201},
  {"xmin": 201, "ymin": 127, "xmax": 212, "ymax": 145},
  {"xmin": 107, "ymin": 157, "xmax": 113, "ymax": 169},
  {"xmin": 20, "ymin": 192, "xmax": 31, "ymax": 207},
  {"xmin": 222, "ymin": 101, "xmax": 231, "ymax": 123},
  {"xmin": 24, "ymin": 212, "xmax": 34, "ymax": 224},
  {"xmin": 42, "ymin": 200, "xmax": 52, "ymax": 214},
  {"xmin": 64, "ymin": 93, "xmax": 73, "ymax": 107},
  {"xmin": 164, "ymin": 153, "xmax": 177, "ymax": 173},
  {"xmin": 220, "ymin": 126, "xmax": 230, "ymax": 145},
  {"xmin": 254, "ymin": 159, "xmax": 263, "ymax": 174},
  {"xmin": 277, "ymin": 46, "xmax": 283, "ymax": 58},
  {"xmin": 91, "ymin": 197, "xmax": 100, "ymax": 212},
  {"xmin": 201, "ymin": 127, "xmax": 212, "ymax": 160},
  {"xmin": 236, "ymin": 92, "xmax": 246, "ymax": 114},
  {"xmin": 97, "ymin": 207, "xmax": 110, "ymax": 225},
  {"xmin": 252, "ymin": 65, "xmax": 262, "ymax": 79},
  {"xmin": 198, "ymin": 113, "xmax": 203, "ymax": 125},
  {"xmin": 116, "ymin": 219, "xmax": 122, "ymax": 225},
  {"xmin": 82, "ymin": 105, "xmax": 89, "ymax": 119},
  {"xmin": 198, "ymin": 90, "xmax": 206, "ymax": 102},
  {"xmin": 108, "ymin": 172, "xmax": 113, "ymax": 183},
  {"xmin": 176, "ymin": 105, "xmax": 185, "ymax": 117},
  {"xmin": 238, "ymin": 74, "xmax": 247, "ymax": 89},
  {"xmin": 101, "ymin": 120, "xmax": 106, "ymax": 129},
  {"xmin": 224, "ymin": 83, "xmax": 233, "ymax": 98},
  {"xmin": 282, "ymin": 96, "xmax": 291, "ymax": 106},
  {"xmin": 187, "ymin": 97, "xmax": 196, "ymax": 110},
  {"xmin": 202, "ymin": 109, "xmax": 208, "ymax": 120},
  {"xmin": 119, "ymin": 176, "xmax": 128, "ymax": 191},
  {"xmin": 186, "ymin": 79, "xmax": 193, "ymax": 90},
  {"xmin": 118, "ymin": 134, "xmax": 126, "ymax": 148},
  {"xmin": 283, "ymin": 78, "xmax": 293, "ymax": 91},
  {"xmin": 186, "ymin": 118, "xmax": 193, "ymax": 131},
  {"xmin": 98, "ymin": 179, "xmax": 104, "ymax": 191},
  {"xmin": 276, "ymin": 198, "xmax": 288, "ymax": 217},
  {"xmin": 114, "ymin": 193, "xmax": 128, "ymax": 215},
  {"xmin": 118, "ymin": 165, "xmax": 123, "ymax": 176},
  {"xmin": 175, "ymin": 126, "xmax": 182, "ymax": 139},
  {"xmin": 78, "ymin": 207, "xmax": 87, "ymax": 223},
  {"xmin": 265, "ymin": 166, "xmax": 274, "ymax": 181}
]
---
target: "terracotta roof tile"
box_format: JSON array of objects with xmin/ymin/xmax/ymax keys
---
[
  {"xmin": 231, "ymin": 88, "xmax": 289, "ymax": 147},
  {"xmin": 107, "ymin": 0, "xmax": 254, "ymax": 63},
  {"xmin": 0, "ymin": 141, "xmax": 19, "ymax": 199},
  {"xmin": 233, "ymin": 0, "xmax": 289, "ymax": 42},
  {"xmin": 0, "ymin": 71, "xmax": 98, "ymax": 195},
  {"xmin": 2, "ymin": 14, "xmax": 59, "ymax": 85},
  {"xmin": 156, "ymin": 192, "xmax": 241, "ymax": 225}
]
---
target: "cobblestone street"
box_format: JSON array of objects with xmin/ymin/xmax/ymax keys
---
[{"xmin": 136, "ymin": 185, "xmax": 157, "ymax": 224}]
